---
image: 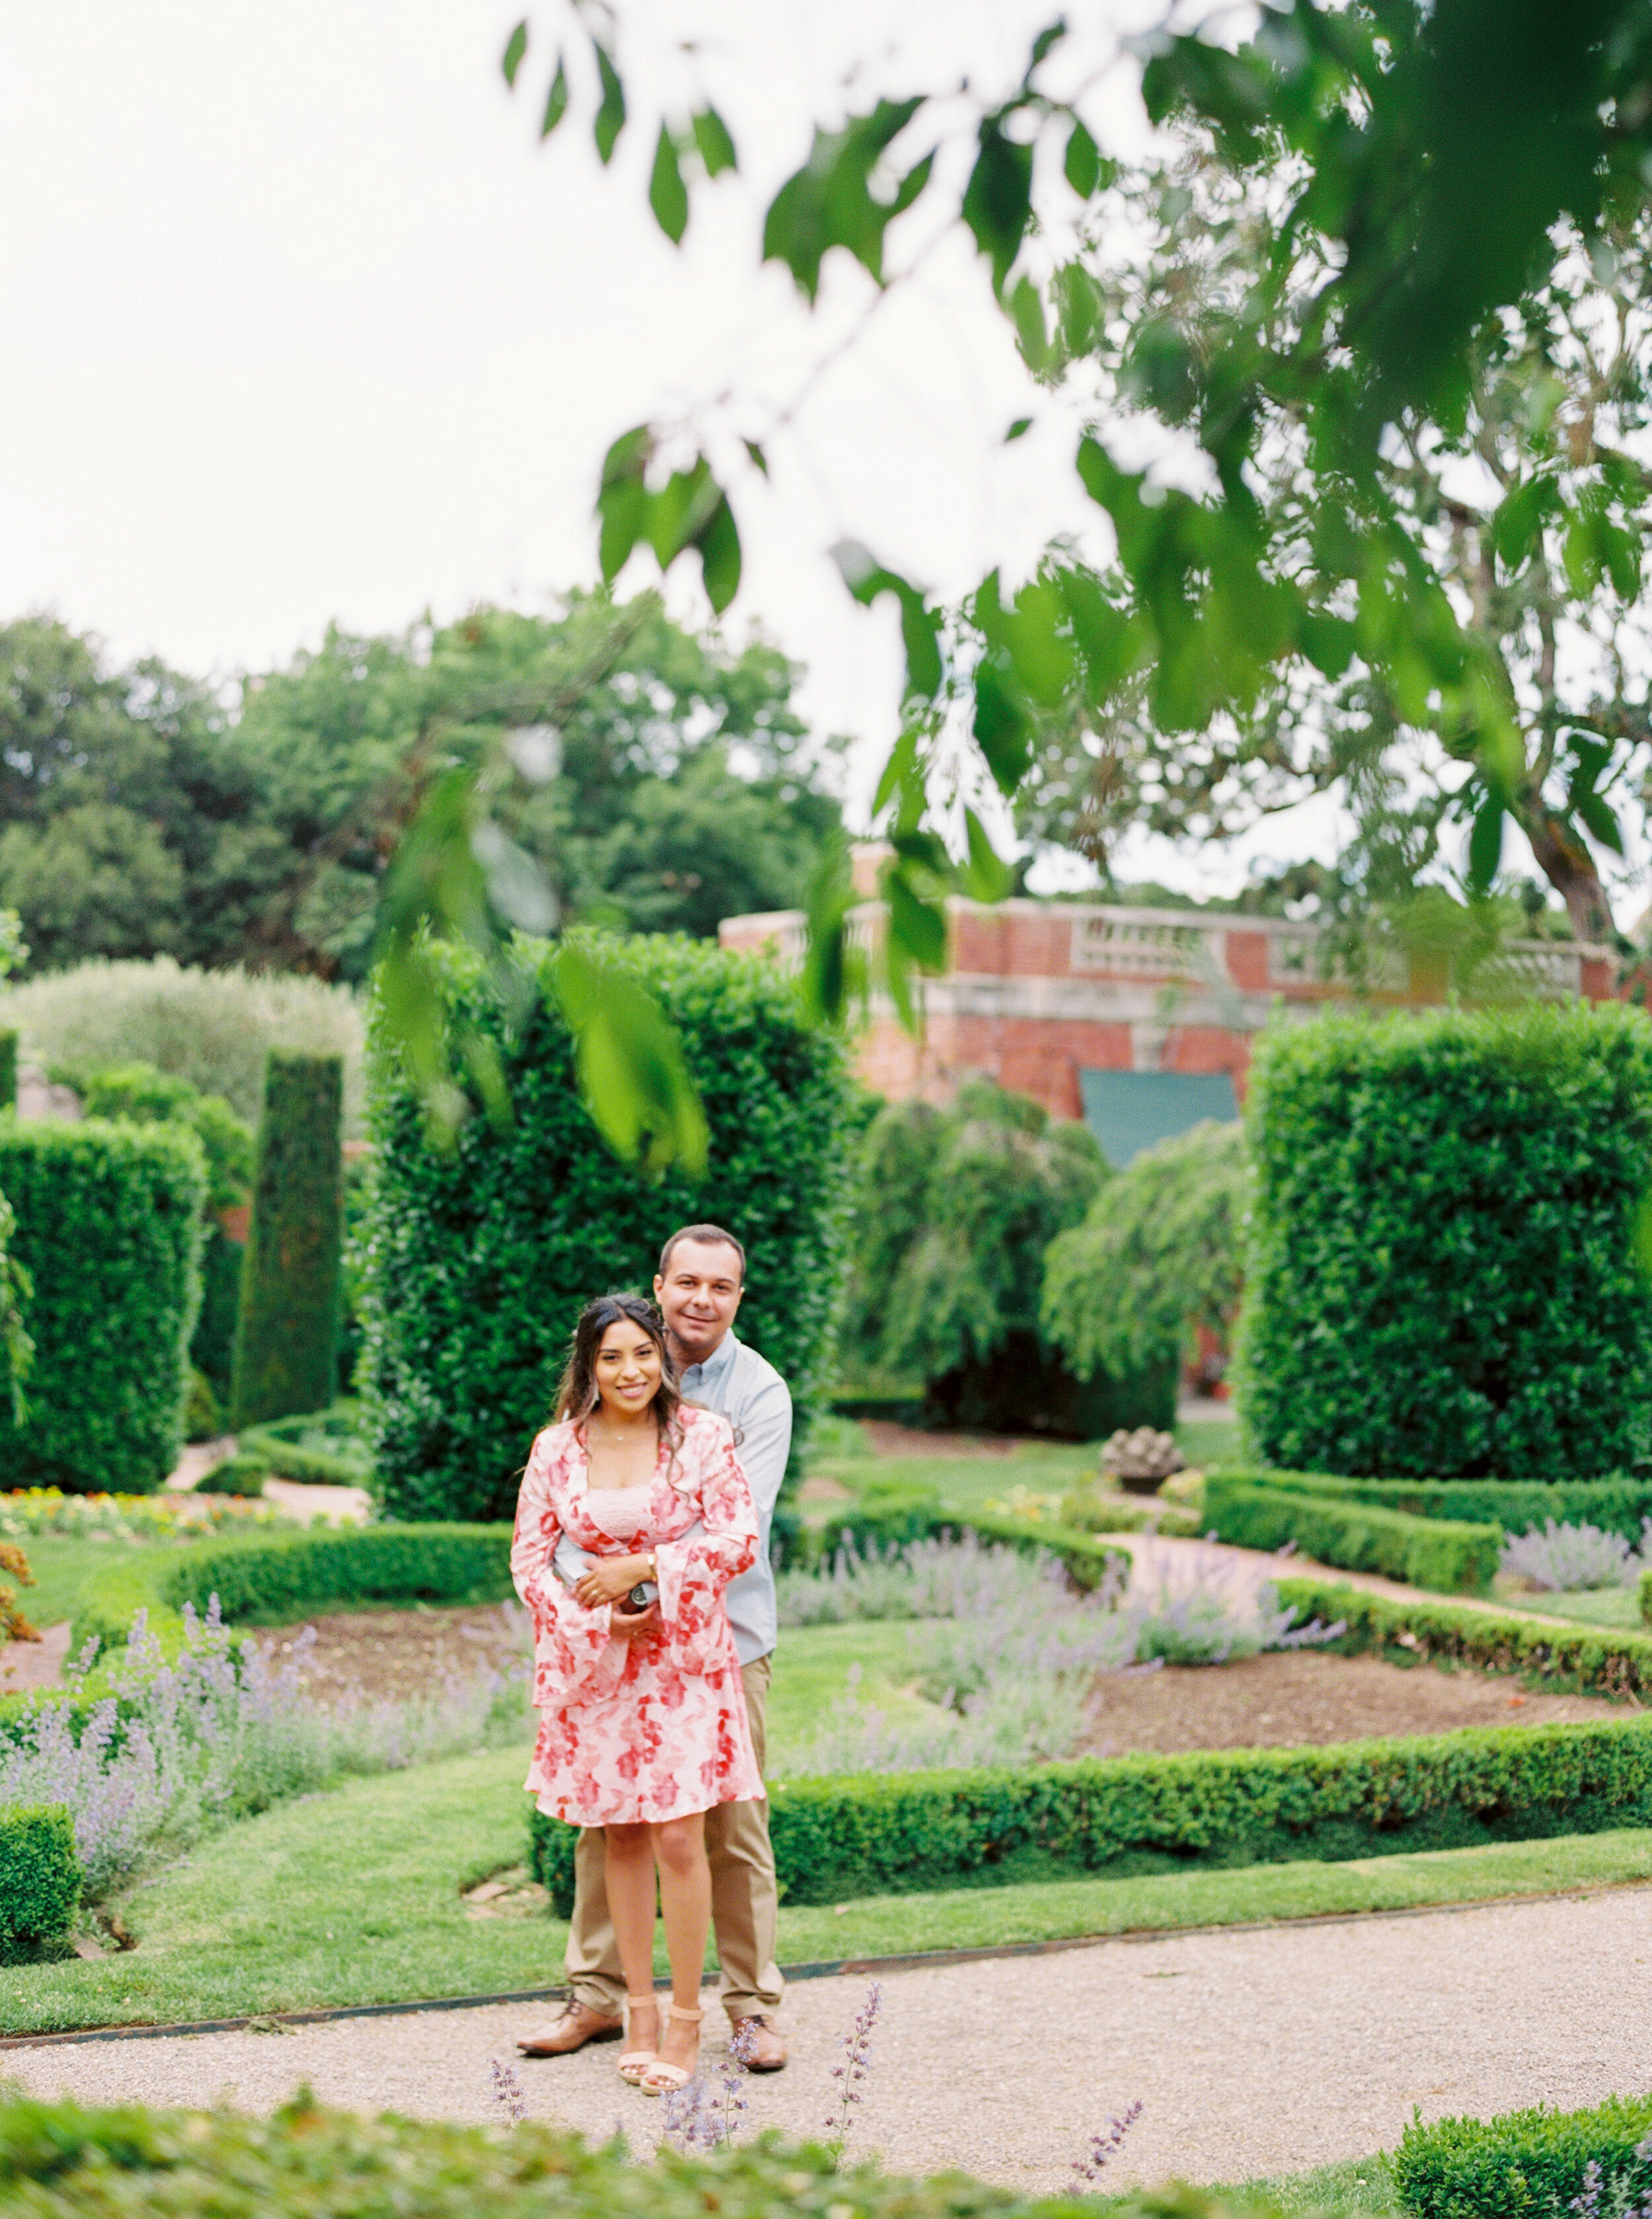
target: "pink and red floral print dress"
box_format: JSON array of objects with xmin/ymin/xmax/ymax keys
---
[{"xmin": 511, "ymin": 1404, "xmax": 763, "ymax": 1826}]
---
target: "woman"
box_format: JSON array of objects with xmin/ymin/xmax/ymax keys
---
[{"xmin": 510, "ymin": 1291, "xmax": 761, "ymax": 2095}]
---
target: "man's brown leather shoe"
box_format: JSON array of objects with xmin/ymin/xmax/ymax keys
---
[
  {"xmin": 517, "ymin": 2000, "xmax": 624, "ymax": 2056},
  {"xmin": 732, "ymin": 2013, "xmax": 786, "ymax": 2072}
]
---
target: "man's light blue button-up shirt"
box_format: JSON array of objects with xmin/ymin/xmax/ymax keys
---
[{"xmin": 550, "ymin": 1328, "xmax": 790, "ymax": 1666}]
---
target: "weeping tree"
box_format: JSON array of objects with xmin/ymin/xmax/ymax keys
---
[
  {"xmin": 843, "ymin": 1079, "xmax": 1176, "ymax": 1436},
  {"xmin": 1043, "ymin": 1121, "xmax": 1249, "ymax": 1396}
]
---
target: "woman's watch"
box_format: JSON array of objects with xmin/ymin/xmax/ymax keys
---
[{"xmin": 628, "ymin": 1550, "xmax": 659, "ymax": 1610}]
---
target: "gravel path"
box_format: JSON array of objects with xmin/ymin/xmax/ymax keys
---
[{"xmin": 9, "ymin": 1889, "xmax": 1652, "ymax": 2193}]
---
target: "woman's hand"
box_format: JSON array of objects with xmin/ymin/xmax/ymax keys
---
[
  {"xmin": 609, "ymin": 1600, "xmax": 661, "ymax": 1643},
  {"xmin": 573, "ymin": 1554, "xmax": 652, "ymax": 1609}
]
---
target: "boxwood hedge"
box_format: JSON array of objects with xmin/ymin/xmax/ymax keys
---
[
  {"xmin": 1395, "ymin": 2091, "xmax": 1652, "ymax": 2218},
  {"xmin": 1233, "ymin": 1003, "xmax": 1652, "ymax": 1479},
  {"xmin": 0, "ymin": 1804, "xmax": 80, "ymax": 1965},
  {"xmin": 359, "ymin": 933, "xmax": 856, "ymax": 1523},
  {"xmin": 0, "ymin": 1120, "xmax": 206, "ymax": 1493},
  {"xmin": 69, "ymin": 1523, "xmax": 513, "ymax": 1651},
  {"xmin": 1203, "ymin": 1475, "xmax": 1501, "ymax": 1595},
  {"xmin": 1275, "ymin": 1575, "xmax": 1652, "ymax": 1699},
  {"xmin": 1210, "ymin": 1465, "xmax": 1652, "ymax": 1543},
  {"xmin": 531, "ymin": 1709, "xmax": 1652, "ymax": 1911}
]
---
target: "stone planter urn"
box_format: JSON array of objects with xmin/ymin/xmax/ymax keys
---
[{"xmin": 1100, "ymin": 1426, "xmax": 1185, "ymax": 1497}]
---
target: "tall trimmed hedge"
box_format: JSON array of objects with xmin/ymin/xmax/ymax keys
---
[
  {"xmin": 0, "ymin": 1120, "xmax": 206, "ymax": 1493},
  {"xmin": 231, "ymin": 1052, "xmax": 344, "ymax": 1429},
  {"xmin": 1234, "ymin": 1003, "xmax": 1652, "ymax": 1478},
  {"xmin": 360, "ymin": 935, "xmax": 856, "ymax": 1523}
]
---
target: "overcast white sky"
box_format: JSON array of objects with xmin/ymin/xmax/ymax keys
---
[{"xmin": 1, "ymin": 0, "xmax": 1361, "ymax": 897}]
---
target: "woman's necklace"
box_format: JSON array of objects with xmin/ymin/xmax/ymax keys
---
[{"xmin": 585, "ymin": 1414, "xmax": 659, "ymax": 1491}]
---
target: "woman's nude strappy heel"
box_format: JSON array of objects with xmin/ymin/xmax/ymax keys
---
[
  {"xmin": 639, "ymin": 2004, "xmax": 702, "ymax": 2095},
  {"xmin": 617, "ymin": 1992, "xmax": 661, "ymax": 2085}
]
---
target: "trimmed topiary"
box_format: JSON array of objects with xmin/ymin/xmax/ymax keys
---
[
  {"xmin": 0, "ymin": 1120, "xmax": 206, "ymax": 1492},
  {"xmin": 0, "ymin": 1803, "xmax": 81, "ymax": 1964},
  {"xmin": 1234, "ymin": 1002, "xmax": 1652, "ymax": 1478},
  {"xmin": 231, "ymin": 1052, "xmax": 344, "ymax": 1429},
  {"xmin": 359, "ymin": 934, "xmax": 856, "ymax": 1523},
  {"xmin": 1395, "ymin": 2091, "xmax": 1652, "ymax": 2218}
]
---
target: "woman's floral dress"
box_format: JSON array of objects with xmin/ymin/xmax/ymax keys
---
[{"xmin": 511, "ymin": 1404, "xmax": 763, "ymax": 1826}]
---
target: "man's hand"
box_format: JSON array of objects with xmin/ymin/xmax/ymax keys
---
[
  {"xmin": 574, "ymin": 1554, "xmax": 652, "ymax": 1608},
  {"xmin": 609, "ymin": 1601, "xmax": 661, "ymax": 1643}
]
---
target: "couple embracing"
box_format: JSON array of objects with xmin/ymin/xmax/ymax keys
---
[{"xmin": 509, "ymin": 1224, "xmax": 790, "ymax": 2097}]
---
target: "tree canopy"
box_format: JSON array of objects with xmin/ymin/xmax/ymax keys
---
[{"xmin": 0, "ymin": 597, "xmax": 841, "ymax": 981}]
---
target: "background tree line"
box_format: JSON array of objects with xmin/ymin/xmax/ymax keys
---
[{"xmin": 0, "ymin": 593, "xmax": 843, "ymax": 979}]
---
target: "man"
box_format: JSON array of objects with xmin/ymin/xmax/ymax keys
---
[{"xmin": 525, "ymin": 1222, "xmax": 791, "ymax": 2072}]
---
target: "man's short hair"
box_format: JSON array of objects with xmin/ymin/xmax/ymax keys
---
[{"xmin": 658, "ymin": 1223, "xmax": 746, "ymax": 1283}]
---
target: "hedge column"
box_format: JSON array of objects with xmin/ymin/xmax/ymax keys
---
[
  {"xmin": 232, "ymin": 1051, "xmax": 344, "ymax": 1428},
  {"xmin": 0, "ymin": 1119, "xmax": 206, "ymax": 1491}
]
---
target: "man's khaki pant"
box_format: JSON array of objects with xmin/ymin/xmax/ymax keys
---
[{"xmin": 565, "ymin": 1654, "xmax": 784, "ymax": 2021}]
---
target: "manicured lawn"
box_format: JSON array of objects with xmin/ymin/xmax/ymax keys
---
[
  {"xmin": 6, "ymin": 1534, "xmax": 126, "ymax": 1632},
  {"xmin": 1097, "ymin": 2155, "xmax": 1402, "ymax": 2218},
  {"xmin": 7, "ymin": 1743, "xmax": 1652, "ymax": 2035},
  {"xmin": 1515, "ymin": 1585, "xmax": 1642, "ymax": 1630},
  {"xmin": 765, "ymin": 1620, "xmax": 929, "ymax": 1750}
]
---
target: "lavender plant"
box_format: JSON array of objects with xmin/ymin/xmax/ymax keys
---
[
  {"xmin": 0, "ymin": 1602, "xmax": 529, "ymax": 1899},
  {"xmin": 660, "ymin": 2021, "xmax": 757, "ymax": 2155},
  {"xmin": 825, "ymin": 1981, "xmax": 882, "ymax": 2152},
  {"xmin": 1072, "ymin": 2098, "xmax": 1144, "ymax": 2188},
  {"xmin": 774, "ymin": 1538, "xmax": 1340, "ymax": 1776},
  {"xmin": 1568, "ymin": 2132, "xmax": 1652, "ymax": 2218},
  {"xmin": 1499, "ymin": 1518, "xmax": 1652, "ymax": 1593},
  {"xmin": 487, "ymin": 2058, "xmax": 526, "ymax": 2127}
]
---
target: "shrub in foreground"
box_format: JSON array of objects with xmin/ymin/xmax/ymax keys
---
[
  {"xmin": 0, "ymin": 1804, "xmax": 80, "ymax": 1964},
  {"xmin": 1395, "ymin": 2090, "xmax": 1652, "ymax": 2218},
  {"xmin": 0, "ymin": 1119, "xmax": 206, "ymax": 1492},
  {"xmin": 1234, "ymin": 1002, "xmax": 1652, "ymax": 1478},
  {"xmin": 361, "ymin": 934, "xmax": 856, "ymax": 1522},
  {"xmin": 533, "ymin": 1708, "xmax": 1652, "ymax": 1911},
  {"xmin": 0, "ymin": 2091, "xmax": 1266, "ymax": 2219},
  {"xmin": 1202, "ymin": 1475, "xmax": 1500, "ymax": 1595}
]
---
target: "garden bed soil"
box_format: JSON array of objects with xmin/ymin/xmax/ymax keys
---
[
  {"xmin": 1082, "ymin": 1647, "xmax": 1628, "ymax": 1759},
  {"xmin": 254, "ymin": 1602, "xmax": 529, "ymax": 1704}
]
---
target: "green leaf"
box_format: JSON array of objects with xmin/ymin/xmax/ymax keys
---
[
  {"xmin": 550, "ymin": 942, "xmax": 707, "ymax": 1178},
  {"xmin": 885, "ymin": 868, "xmax": 948, "ymax": 972},
  {"xmin": 961, "ymin": 119, "xmax": 1033, "ymax": 296},
  {"xmin": 831, "ymin": 541, "xmax": 944, "ymax": 700},
  {"xmin": 1063, "ymin": 117, "xmax": 1101, "ymax": 197},
  {"xmin": 691, "ymin": 106, "xmax": 737, "ymax": 176},
  {"xmin": 644, "ymin": 458, "xmax": 718, "ymax": 568},
  {"xmin": 696, "ymin": 493, "xmax": 741, "ymax": 613},
  {"xmin": 762, "ymin": 96, "xmax": 926, "ymax": 302},
  {"xmin": 972, "ymin": 661, "xmax": 1036, "ymax": 794},
  {"xmin": 742, "ymin": 438, "xmax": 769, "ymax": 477},
  {"xmin": 593, "ymin": 42, "xmax": 626, "ymax": 165},
  {"xmin": 1300, "ymin": 612, "xmax": 1357, "ymax": 680},
  {"xmin": 1009, "ymin": 275, "xmax": 1049, "ymax": 369},
  {"xmin": 596, "ymin": 426, "xmax": 652, "ymax": 582},
  {"xmin": 650, "ymin": 124, "xmax": 689, "ymax": 244},
  {"xmin": 961, "ymin": 807, "xmax": 1014, "ymax": 901},
  {"xmin": 1466, "ymin": 793, "xmax": 1503, "ymax": 891},
  {"xmin": 1005, "ymin": 417, "xmax": 1033, "ymax": 443},
  {"xmin": 1491, "ymin": 476, "xmax": 1550, "ymax": 574},
  {"xmin": 541, "ymin": 56, "xmax": 569, "ymax": 139},
  {"xmin": 1575, "ymin": 789, "xmax": 1624, "ymax": 856},
  {"xmin": 502, "ymin": 20, "xmax": 528, "ymax": 88}
]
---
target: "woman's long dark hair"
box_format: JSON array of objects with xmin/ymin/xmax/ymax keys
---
[{"xmin": 553, "ymin": 1292, "xmax": 683, "ymax": 1445}]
